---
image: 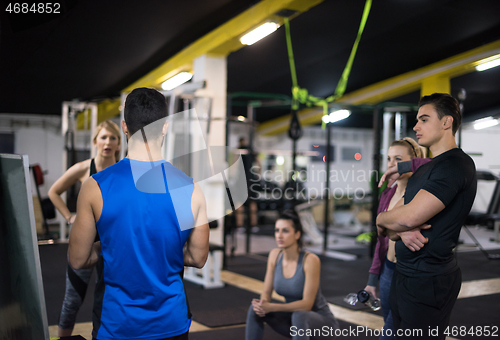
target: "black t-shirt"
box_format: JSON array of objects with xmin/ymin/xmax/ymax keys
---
[{"xmin": 395, "ymin": 148, "xmax": 477, "ymax": 277}]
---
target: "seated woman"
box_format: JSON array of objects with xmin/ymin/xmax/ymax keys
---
[{"xmin": 246, "ymin": 210, "xmax": 338, "ymax": 340}]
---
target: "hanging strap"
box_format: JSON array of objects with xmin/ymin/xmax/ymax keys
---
[
  {"xmin": 285, "ymin": 17, "xmax": 298, "ymax": 111},
  {"xmin": 333, "ymin": 0, "xmax": 372, "ymax": 98},
  {"xmin": 283, "ymin": 0, "xmax": 372, "ymax": 127}
]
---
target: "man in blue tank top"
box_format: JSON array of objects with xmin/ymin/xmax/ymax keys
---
[
  {"xmin": 69, "ymin": 88, "xmax": 209, "ymax": 340},
  {"xmin": 377, "ymin": 93, "xmax": 477, "ymax": 339}
]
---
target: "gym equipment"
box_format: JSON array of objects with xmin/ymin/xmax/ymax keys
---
[
  {"xmin": 30, "ymin": 164, "xmax": 56, "ymax": 239},
  {"xmin": 184, "ymin": 244, "xmax": 225, "ymax": 289},
  {"xmin": 59, "ymin": 101, "xmax": 99, "ymax": 241},
  {"xmin": 463, "ymin": 170, "xmax": 500, "ymax": 260},
  {"xmin": 184, "ymin": 220, "xmax": 225, "ymax": 289},
  {"xmin": 294, "ymin": 200, "xmax": 323, "ymax": 245},
  {"xmin": 466, "ymin": 171, "xmax": 500, "ymax": 231}
]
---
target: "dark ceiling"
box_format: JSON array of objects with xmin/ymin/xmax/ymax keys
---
[{"xmin": 2, "ymin": 0, "xmax": 500, "ymax": 129}]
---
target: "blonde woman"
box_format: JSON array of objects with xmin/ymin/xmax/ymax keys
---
[
  {"xmin": 48, "ymin": 120, "xmax": 120, "ymax": 337},
  {"xmin": 364, "ymin": 137, "xmax": 428, "ymax": 340}
]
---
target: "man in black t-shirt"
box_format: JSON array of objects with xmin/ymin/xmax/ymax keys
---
[{"xmin": 377, "ymin": 93, "xmax": 477, "ymax": 339}]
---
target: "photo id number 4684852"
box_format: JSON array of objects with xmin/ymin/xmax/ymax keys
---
[
  {"xmin": 444, "ymin": 325, "xmax": 498, "ymax": 337},
  {"xmin": 5, "ymin": 3, "xmax": 61, "ymax": 14}
]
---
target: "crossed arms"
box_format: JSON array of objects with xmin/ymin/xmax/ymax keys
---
[{"xmin": 376, "ymin": 188, "xmax": 445, "ymax": 251}]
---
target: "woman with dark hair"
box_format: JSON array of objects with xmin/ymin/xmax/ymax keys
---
[
  {"xmin": 364, "ymin": 137, "xmax": 428, "ymax": 340},
  {"xmin": 246, "ymin": 210, "xmax": 338, "ymax": 340}
]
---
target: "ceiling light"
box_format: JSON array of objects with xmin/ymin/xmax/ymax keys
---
[
  {"xmin": 161, "ymin": 72, "xmax": 193, "ymax": 90},
  {"xmin": 240, "ymin": 22, "xmax": 279, "ymax": 45},
  {"xmin": 322, "ymin": 109, "xmax": 351, "ymax": 124},
  {"xmin": 476, "ymin": 55, "xmax": 500, "ymax": 72},
  {"xmin": 473, "ymin": 116, "xmax": 499, "ymax": 130}
]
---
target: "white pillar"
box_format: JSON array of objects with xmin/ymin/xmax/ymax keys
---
[
  {"xmin": 394, "ymin": 112, "xmax": 402, "ymax": 141},
  {"xmin": 193, "ymin": 55, "xmax": 227, "ymax": 247},
  {"xmin": 382, "ymin": 112, "xmax": 394, "ymax": 172},
  {"xmin": 89, "ymin": 103, "xmax": 98, "ymax": 158}
]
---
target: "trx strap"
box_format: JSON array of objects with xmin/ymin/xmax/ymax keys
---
[{"xmin": 284, "ymin": 0, "xmax": 372, "ymax": 127}]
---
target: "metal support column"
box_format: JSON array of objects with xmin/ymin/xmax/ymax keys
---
[
  {"xmin": 323, "ymin": 122, "xmax": 332, "ymax": 252},
  {"xmin": 382, "ymin": 112, "xmax": 393, "ymax": 172},
  {"xmin": 246, "ymin": 104, "xmax": 255, "ymax": 254},
  {"xmin": 370, "ymin": 106, "xmax": 382, "ymax": 257},
  {"xmin": 292, "ymin": 139, "xmax": 297, "ymax": 173}
]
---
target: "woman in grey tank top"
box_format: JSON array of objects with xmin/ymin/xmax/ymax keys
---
[{"xmin": 246, "ymin": 210, "xmax": 338, "ymax": 339}]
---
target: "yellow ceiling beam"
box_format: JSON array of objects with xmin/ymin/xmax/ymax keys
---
[
  {"xmin": 421, "ymin": 76, "xmax": 450, "ymax": 96},
  {"xmin": 75, "ymin": 98, "xmax": 121, "ymax": 130},
  {"xmin": 96, "ymin": 99, "xmax": 121, "ymax": 123},
  {"xmin": 258, "ymin": 107, "xmax": 319, "ymax": 136},
  {"xmin": 122, "ymin": 0, "xmax": 322, "ymax": 90},
  {"xmin": 95, "ymin": 0, "xmax": 323, "ymax": 124},
  {"xmin": 258, "ymin": 39, "xmax": 500, "ymax": 136}
]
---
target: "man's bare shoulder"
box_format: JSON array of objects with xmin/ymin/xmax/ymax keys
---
[
  {"xmin": 191, "ymin": 181, "xmax": 206, "ymax": 205},
  {"xmin": 79, "ymin": 177, "xmax": 103, "ymax": 220},
  {"xmin": 80, "ymin": 177, "xmax": 102, "ymax": 202}
]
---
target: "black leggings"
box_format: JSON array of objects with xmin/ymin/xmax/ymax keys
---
[{"xmin": 59, "ymin": 262, "xmax": 93, "ymax": 329}]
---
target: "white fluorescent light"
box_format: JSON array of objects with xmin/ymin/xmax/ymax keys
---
[
  {"xmin": 276, "ymin": 156, "xmax": 285, "ymax": 165},
  {"xmin": 476, "ymin": 56, "xmax": 500, "ymax": 72},
  {"xmin": 161, "ymin": 72, "xmax": 193, "ymax": 90},
  {"xmin": 240, "ymin": 22, "xmax": 279, "ymax": 45},
  {"xmin": 328, "ymin": 109, "xmax": 351, "ymax": 123},
  {"xmin": 473, "ymin": 116, "xmax": 499, "ymax": 130},
  {"xmin": 323, "ymin": 109, "xmax": 351, "ymax": 124},
  {"xmin": 329, "ymin": 109, "xmax": 351, "ymax": 123}
]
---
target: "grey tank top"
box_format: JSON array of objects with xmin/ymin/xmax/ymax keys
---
[{"xmin": 274, "ymin": 251, "xmax": 334, "ymax": 318}]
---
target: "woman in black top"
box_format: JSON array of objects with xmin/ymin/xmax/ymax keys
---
[{"xmin": 48, "ymin": 120, "xmax": 120, "ymax": 337}]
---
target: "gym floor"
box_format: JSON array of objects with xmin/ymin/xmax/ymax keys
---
[{"xmin": 40, "ymin": 225, "xmax": 500, "ymax": 340}]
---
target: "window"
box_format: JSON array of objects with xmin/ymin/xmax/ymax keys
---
[{"xmin": 0, "ymin": 133, "xmax": 15, "ymax": 153}]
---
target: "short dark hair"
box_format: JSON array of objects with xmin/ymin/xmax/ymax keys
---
[
  {"xmin": 277, "ymin": 210, "xmax": 303, "ymax": 248},
  {"xmin": 124, "ymin": 88, "xmax": 167, "ymax": 137},
  {"xmin": 419, "ymin": 93, "xmax": 461, "ymax": 135}
]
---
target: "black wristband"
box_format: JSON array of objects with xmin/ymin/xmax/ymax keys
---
[
  {"xmin": 397, "ymin": 161, "xmax": 412, "ymax": 175},
  {"xmin": 367, "ymin": 273, "xmax": 379, "ymax": 287}
]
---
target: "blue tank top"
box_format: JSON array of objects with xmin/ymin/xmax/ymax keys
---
[{"xmin": 91, "ymin": 158, "xmax": 194, "ymax": 340}]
